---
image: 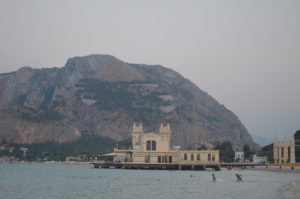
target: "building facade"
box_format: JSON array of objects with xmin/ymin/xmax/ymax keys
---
[
  {"xmin": 273, "ymin": 137, "xmax": 295, "ymax": 164},
  {"xmin": 234, "ymin": 151, "xmax": 244, "ymax": 162},
  {"xmin": 252, "ymin": 155, "xmax": 267, "ymax": 163},
  {"xmin": 113, "ymin": 122, "xmax": 219, "ymax": 167}
]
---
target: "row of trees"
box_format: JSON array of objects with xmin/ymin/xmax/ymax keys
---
[{"xmin": 0, "ymin": 135, "xmax": 117, "ymax": 161}]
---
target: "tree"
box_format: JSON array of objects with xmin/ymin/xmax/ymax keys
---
[
  {"xmin": 257, "ymin": 143, "xmax": 273, "ymax": 163},
  {"xmin": 294, "ymin": 130, "xmax": 300, "ymax": 162},
  {"xmin": 215, "ymin": 141, "xmax": 235, "ymax": 163},
  {"xmin": 243, "ymin": 144, "xmax": 255, "ymax": 160},
  {"xmin": 197, "ymin": 144, "xmax": 207, "ymax": 150}
]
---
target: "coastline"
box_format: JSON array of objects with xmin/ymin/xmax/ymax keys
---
[
  {"xmin": 243, "ymin": 166, "xmax": 300, "ymax": 174},
  {"xmin": 0, "ymin": 160, "xmax": 92, "ymax": 165},
  {"xmin": 3, "ymin": 160, "xmax": 300, "ymax": 174}
]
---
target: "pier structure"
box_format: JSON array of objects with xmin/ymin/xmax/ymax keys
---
[{"xmin": 95, "ymin": 122, "xmax": 220, "ymax": 171}]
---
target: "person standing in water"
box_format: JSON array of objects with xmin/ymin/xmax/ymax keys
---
[
  {"xmin": 212, "ymin": 174, "xmax": 216, "ymax": 182},
  {"xmin": 236, "ymin": 173, "xmax": 242, "ymax": 182}
]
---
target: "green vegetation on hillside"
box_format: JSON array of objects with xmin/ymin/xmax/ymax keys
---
[
  {"xmin": 18, "ymin": 107, "xmax": 62, "ymax": 122},
  {"xmin": 76, "ymin": 79, "xmax": 137, "ymax": 110},
  {"xmin": 75, "ymin": 78, "xmax": 169, "ymax": 123}
]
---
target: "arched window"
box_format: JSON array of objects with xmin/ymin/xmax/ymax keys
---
[
  {"xmin": 146, "ymin": 140, "xmax": 151, "ymax": 151},
  {"xmin": 191, "ymin": 154, "xmax": 194, "ymax": 161},
  {"xmin": 152, "ymin": 140, "xmax": 156, "ymax": 151},
  {"xmin": 158, "ymin": 156, "xmax": 161, "ymax": 163},
  {"xmin": 146, "ymin": 140, "xmax": 156, "ymax": 151},
  {"xmin": 208, "ymin": 153, "xmax": 211, "ymax": 161},
  {"xmin": 197, "ymin": 153, "xmax": 200, "ymax": 161}
]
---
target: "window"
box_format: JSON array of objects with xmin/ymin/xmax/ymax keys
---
[
  {"xmin": 288, "ymin": 147, "xmax": 290, "ymax": 162},
  {"xmin": 197, "ymin": 154, "xmax": 200, "ymax": 161},
  {"xmin": 164, "ymin": 155, "xmax": 168, "ymax": 163},
  {"xmin": 146, "ymin": 140, "xmax": 156, "ymax": 151},
  {"xmin": 208, "ymin": 153, "xmax": 211, "ymax": 161},
  {"xmin": 146, "ymin": 141, "xmax": 151, "ymax": 151},
  {"xmin": 145, "ymin": 154, "xmax": 150, "ymax": 163},
  {"xmin": 212, "ymin": 154, "xmax": 215, "ymax": 161},
  {"xmin": 191, "ymin": 154, "xmax": 194, "ymax": 161},
  {"xmin": 169, "ymin": 156, "xmax": 172, "ymax": 163},
  {"xmin": 158, "ymin": 156, "xmax": 161, "ymax": 163},
  {"xmin": 152, "ymin": 140, "xmax": 156, "ymax": 151},
  {"xmin": 184, "ymin": 153, "xmax": 187, "ymax": 160}
]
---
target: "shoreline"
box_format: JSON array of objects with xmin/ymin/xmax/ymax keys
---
[
  {"xmin": 2, "ymin": 160, "xmax": 300, "ymax": 175},
  {"xmin": 0, "ymin": 160, "xmax": 92, "ymax": 165},
  {"xmin": 242, "ymin": 166, "xmax": 300, "ymax": 174},
  {"xmin": 2, "ymin": 161, "xmax": 300, "ymax": 172}
]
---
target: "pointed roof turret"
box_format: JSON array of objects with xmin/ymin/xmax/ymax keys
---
[
  {"xmin": 132, "ymin": 122, "xmax": 143, "ymax": 134},
  {"xmin": 159, "ymin": 122, "xmax": 171, "ymax": 134}
]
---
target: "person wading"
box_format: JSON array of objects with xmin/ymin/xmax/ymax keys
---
[
  {"xmin": 236, "ymin": 173, "xmax": 242, "ymax": 182},
  {"xmin": 212, "ymin": 174, "xmax": 216, "ymax": 182}
]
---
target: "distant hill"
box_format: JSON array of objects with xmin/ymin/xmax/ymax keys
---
[
  {"xmin": 252, "ymin": 135, "xmax": 273, "ymax": 146},
  {"xmin": 0, "ymin": 54, "xmax": 258, "ymax": 150}
]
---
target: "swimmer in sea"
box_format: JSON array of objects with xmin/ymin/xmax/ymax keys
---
[
  {"xmin": 236, "ymin": 173, "xmax": 242, "ymax": 182},
  {"xmin": 212, "ymin": 173, "xmax": 216, "ymax": 182}
]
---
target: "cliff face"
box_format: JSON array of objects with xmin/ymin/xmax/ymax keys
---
[{"xmin": 0, "ymin": 54, "xmax": 257, "ymax": 149}]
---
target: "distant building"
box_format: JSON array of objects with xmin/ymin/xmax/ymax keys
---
[
  {"xmin": 273, "ymin": 137, "xmax": 295, "ymax": 163},
  {"xmin": 252, "ymin": 155, "xmax": 267, "ymax": 163},
  {"xmin": 8, "ymin": 147, "xmax": 15, "ymax": 153},
  {"xmin": 66, "ymin": 156, "xmax": 76, "ymax": 161},
  {"xmin": 110, "ymin": 122, "xmax": 220, "ymax": 169},
  {"xmin": 234, "ymin": 151, "xmax": 244, "ymax": 162},
  {"xmin": 20, "ymin": 147, "xmax": 28, "ymax": 157}
]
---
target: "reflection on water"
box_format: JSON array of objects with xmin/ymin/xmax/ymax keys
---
[{"xmin": 0, "ymin": 163, "xmax": 299, "ymax": 199}]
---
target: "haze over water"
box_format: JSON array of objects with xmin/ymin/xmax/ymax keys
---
[{"xmin": 0, "ymin": 163, "xmax": 299, "ymax": 199}]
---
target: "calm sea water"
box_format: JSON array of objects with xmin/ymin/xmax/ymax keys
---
[{"xmin": 0, "ymin": 163, "xmax": 299, "ymax": 199}]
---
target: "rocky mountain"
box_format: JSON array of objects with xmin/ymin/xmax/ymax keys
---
[{"xmin": 0, "ymin": 54, "xmax": 257, "ymax": 150}]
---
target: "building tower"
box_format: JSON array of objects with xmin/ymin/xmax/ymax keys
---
[
  {"xmin": 159, "ymin": 123, "xmax": 171, "ymax": 151},
  {"xmin": 273, "ymin": 137, "xmax": 296, "ymax": 164},
  {"xmin": 291, "ymin": 137, "xmax": 296, "ymax": 163},
  {"xmin": 132, "ymin": 122, "xmax": 143, "ymax": 150}
]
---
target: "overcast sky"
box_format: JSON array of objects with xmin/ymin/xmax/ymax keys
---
[{"xmin": 0, "ymin": 0, "xmax": 299, "ymax": 140}]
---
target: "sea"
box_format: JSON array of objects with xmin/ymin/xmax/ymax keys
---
[{"xmin": 0, "ymin": 163, "xmax": 299, "ymax": 199}]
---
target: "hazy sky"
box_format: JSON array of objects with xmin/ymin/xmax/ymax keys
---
[{"xmin": 0, "ymin": 0, "xmax": 299, "ymax": 140}]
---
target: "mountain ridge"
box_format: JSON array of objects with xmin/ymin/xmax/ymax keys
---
[{"xmin": 0, "ymin": 54, "xmax": 258, "ymax": 150}]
